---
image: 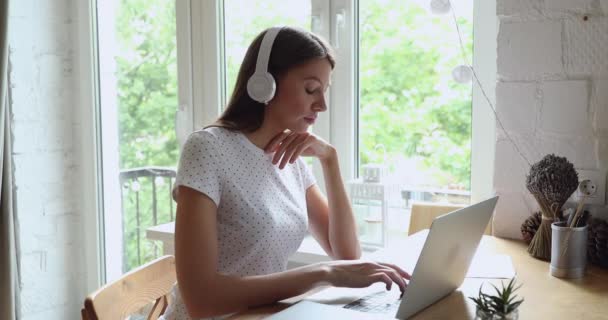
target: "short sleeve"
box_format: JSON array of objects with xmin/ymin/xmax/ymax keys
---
[
  {"xmin": 172, "ymin": 131, "xmax": 222, "ymax": 206},
  {"xmin": 297, "ymin": 158, "xmax": 317, "ymax": 190}
]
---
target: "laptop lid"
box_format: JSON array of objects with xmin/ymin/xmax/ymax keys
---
[{"xmin": 396, "ymin": 196, "xmax": 498, "ymax": 319}]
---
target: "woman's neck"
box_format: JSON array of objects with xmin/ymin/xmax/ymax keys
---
[{"xmin": 244, "ymin": 122, "xmax": 285, "ymax": 150}]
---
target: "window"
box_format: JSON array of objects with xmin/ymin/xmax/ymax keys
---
[
  {"xmin": 83, "ymin": 1, "xmax": 495, "ymax": 281},
  {"xmin": 96, "ymin": 0, "xmax": 179, "ymax": 281},
  {"xmin": 355, "ymin": 0, "xmax": 473, "ymax": 244}
]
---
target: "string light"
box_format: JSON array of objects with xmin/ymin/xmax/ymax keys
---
[
  {"xmin": 452, "ymin": 64, "xmax": 472, "ymax": 83},
  {"xmin": 430, "ymin": 0, "xmax": 451, "ymax": 15},
  {"xmin": 131, "ymin": 180, "xmax": 141, "ymax": 192},
  {"xmin": 154, "ymin": 176, "xmax": 165, "ymax": 186}
]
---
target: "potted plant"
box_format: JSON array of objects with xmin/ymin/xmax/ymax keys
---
[{"xmin": 469, "ymin": 278, "xmax": 524, "ymax": 320}]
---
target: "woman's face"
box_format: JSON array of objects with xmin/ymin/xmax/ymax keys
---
[{"xmin": 266, "ymin": 58, "xmax": 332, "ymax": 133}]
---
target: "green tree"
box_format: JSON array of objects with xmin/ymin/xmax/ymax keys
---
[
  {"xmin": 359, "ymin": 0, "xmax": 472, "ymax": 189},
  {"xmin": 116, "ymin": 0, "xmax": 179, "ymax": 170},
  {"xmin": 115, "ymin": 0, "xmax": 179, "ymax": 271}
]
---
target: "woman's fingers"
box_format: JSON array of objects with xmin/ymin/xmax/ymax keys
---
[
  {"xmin": 268, "ymin": 132, "xmax": 314, "ymax": 168},
  {"xmin": 272, "ymin": 133, "xmax": 298, "ymax": 165},
  {"xmin": 265, "ymin": 130, "xmax": 291, "ymax": 154},
  {"xmin": 289, "ymin": 137, "xmax": 314, "ymax": 164},
  {"xmin": 266, "ymin": 130, "xmax": 331, "ymax": 167},
  {"xmin": 326, "ymin": 260, "xmax": 409, "ymax": 292},
  {"xmin": 370, "ymin": 272, "xmax": 393, "ymax": 291},
  {"xmin": 279, "ymin": 135, "xmax": 308, "ymax": 169},
  {"xmin": 361, "ymin": 262, "xmax": 408, "ymax": 292},
  {"xmin": 378, "ymin": 262, "xmax": 411, "ymax": 280},
  {"xmin": 380, "ymin": 268, "xmax": 407, "ymax": 293}
]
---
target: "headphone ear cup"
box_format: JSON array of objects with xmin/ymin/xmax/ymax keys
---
[{"xmin": 247, "ymin": 72, "xmax": 276, "ymax": 104}]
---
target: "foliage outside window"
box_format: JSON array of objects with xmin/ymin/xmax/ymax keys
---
[
  {"xmin": 359, "ymin": 0, "xmax": 472, "ymax": 191},
  {"xmin": 115, "ymin": 0, "xmax": 179, "ymax": 271}
]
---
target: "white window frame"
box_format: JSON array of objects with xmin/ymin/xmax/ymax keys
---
[
  {"xmin": 325, "ymin": 0, "xmax": 358, "ymax": 183},
  {"xmin": 77, "ymin": 0, "xmax": 225, "ymax": 289},
  {"xmin": 77, "ymin": 0, "xmax": 105, "ymax": 291},
  {"xmin": 315, "ymin": 0, "xmax": 496, "ymax": 200},
  {"xmin": 175, "ymin": 0, "xmax": 226, "ymax": 146},
  {"xmin": 470, "ymin": 0, "xmax": 496, "ymax": 204},
  {"xmin": 80, "ymin": 0, "xmax": 133, "ymax": 287}
]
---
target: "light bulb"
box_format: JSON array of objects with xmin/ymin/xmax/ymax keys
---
[
  {"xmin": 452, "ymin": 65, "xmax": 472, "ymax": 83},
  {"xmin": 430, "ymin": 0, "xmax": 451, "ymax": 15},
  {"xmin": 131, "ymin": 180, "xmax": 141, "ymax": 192}
]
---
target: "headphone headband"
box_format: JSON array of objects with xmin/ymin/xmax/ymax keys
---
[{"xmin": 255, "ymin": 27, "xmax": 282, "ymax": 75}]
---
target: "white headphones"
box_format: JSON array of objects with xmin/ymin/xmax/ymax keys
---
[{"xmin": 247, "ymin": 27, "xmax": 282, "ymax": 104}]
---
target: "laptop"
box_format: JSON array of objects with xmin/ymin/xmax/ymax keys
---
[{"xmin": 269, "ymin": 196, "xmax": 499, "ymax": 320}]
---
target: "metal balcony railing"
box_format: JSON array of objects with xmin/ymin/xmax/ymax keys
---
[{"xmin": 120, "ymin": 166, "xmax": 176, "ymax": 272}]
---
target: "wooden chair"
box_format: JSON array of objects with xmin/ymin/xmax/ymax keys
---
[
  {"xmin": 408, "ymin": 202, "xmax": 492, "ymax": 236},
  {"xmin": 81, "ymin": 255, "xmax": 176, "ymax": 320}
]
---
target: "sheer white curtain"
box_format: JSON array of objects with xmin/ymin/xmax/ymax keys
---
[{"xmin": 0, "ymin": 1, "xmax": 17, "ymax": 319}]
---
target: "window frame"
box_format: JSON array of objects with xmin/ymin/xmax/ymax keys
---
[
  {"xmin": 470, "ymin": 0, "xmax": 496, "ymax": 204},
  {"xmin": 94, "ymin": 0, "xmax": 125, "ymax": 284},
  {"xmin": 175, "ymin": 0, "xmax": 226, "ymax": 147},
  {"xmin": 79, "ymin": 0, "xmax": 208, "ymax": 288},
  {"xmin": 78, "ymin": 0, "xmax": 105, "ymax": 293}
]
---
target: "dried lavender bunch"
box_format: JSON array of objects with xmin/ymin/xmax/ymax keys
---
[
  {"xmin": 526, "ymin": 154, "xmax": 578, "ymax": 221},
  {"xmin": 525, "ymin": 154, "xmax": 578, "ymax": 260}
]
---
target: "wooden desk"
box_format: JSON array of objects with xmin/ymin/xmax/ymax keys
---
[{"xmin": 228, "ymin": 231, "xmax": 608, "ymax": 320}]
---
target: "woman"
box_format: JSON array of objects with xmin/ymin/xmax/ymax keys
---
[{"xmin": 163, "ymin": 26, "xmax": 410, "ymax": 320}]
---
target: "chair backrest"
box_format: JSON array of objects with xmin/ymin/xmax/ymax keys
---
[
  {"xmin": 82, "ymin": 255, "xmax": 176, "ymax": 320},
  {"xmin": 408, "ymin": 202, "xmax": 492, "ymax": 236}
]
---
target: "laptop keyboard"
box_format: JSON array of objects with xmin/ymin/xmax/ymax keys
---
[{"xmin": 342, "ymin": 290, "xmax": 402, "ymax": 314}]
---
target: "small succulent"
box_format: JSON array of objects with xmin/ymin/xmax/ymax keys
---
[{"xmin": 469, "ymin": 278, "xmax": 524, "ymax": 318}]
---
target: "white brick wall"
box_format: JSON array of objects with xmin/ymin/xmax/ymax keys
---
[
  {"xmin": 494, "ymin": 1, "xmax": 608, "ymax": 238},
  {"xmin": 496, "ymin": 82, "xmax": 539, "ymax": 135},
  {"xmin": 493, "ymin": 139, "xmax": 530, "ymax": 192},
  {"xmin": 545, "ymin": 0, "xmax": 594, "ymax": 12},
  {"xmin": 7, "ymin": 0, "xmax": 85, "ymax": 319},
  {"xmin": 564, "ymin": 17, "xmax": 608, "ymax": 75},
  {"xmin": 497, "ymin": 0, "xmax": 542, "ymax": 17},
  {"xmin": 497, "ymin": 21, "xmax": 563, "ymax": 80},
  {"xmin": 540, "ymin": 80, "xmax": 591, "ymax": 135},
  {"xmin": 592, "ymin": 77, "xmax": 608, "ymax": 132}
]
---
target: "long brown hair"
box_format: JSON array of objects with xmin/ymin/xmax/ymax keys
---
[{"xmin": 207, "ymin": 26, "xmax": 335, "ymax": 133}]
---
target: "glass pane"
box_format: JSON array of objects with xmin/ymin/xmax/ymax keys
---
[
  {"xmin": 97, "ymin": 0, "xmax": 179, "ymax": 275},
  {"xmin": 223, "ymin": 0, "xmax": 312, "ymax": 102},
  {"xmin": 357, "ymin": 0, "xmax": 473, "ymax": 244}
]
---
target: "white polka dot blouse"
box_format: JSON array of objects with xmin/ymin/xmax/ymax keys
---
[{"xmin": 161, "ymin": 127, "xmax": 317, "ymax": 320}]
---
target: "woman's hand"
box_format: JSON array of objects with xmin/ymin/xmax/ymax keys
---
[
  {"xmin": 265, "ymin": 130, "xmax": 335, "ymax": 169},
  {"xmin": 320, "ymin": 260, "xmax": 411, "ymax": 293}
]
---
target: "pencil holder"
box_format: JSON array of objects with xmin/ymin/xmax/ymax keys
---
[{"xmin": 550, "ymin": 222, "xmax": 587, "ymax": 278}]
